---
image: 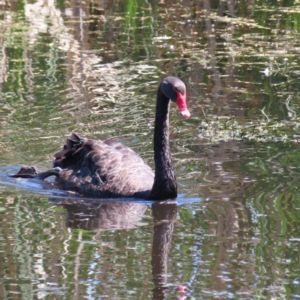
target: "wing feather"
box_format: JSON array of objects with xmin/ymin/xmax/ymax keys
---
[{"xmin": 53, "ymin": 133, "xmax": 154, "ymax": 198}]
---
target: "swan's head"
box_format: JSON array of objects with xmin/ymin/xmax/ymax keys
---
[{"xmin": 161, "ymin": 76, "xmax": 191, "ymax": 118}]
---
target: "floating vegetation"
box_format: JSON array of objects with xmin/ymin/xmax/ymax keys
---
[{"xmin": 197, "ymin": 116, "xmax": 300, "ymax": 143}]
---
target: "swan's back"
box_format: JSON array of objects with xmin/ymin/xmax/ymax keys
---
[{"xmin": 53, "ymin": 133, "xmax": 154, "ymax": 198}]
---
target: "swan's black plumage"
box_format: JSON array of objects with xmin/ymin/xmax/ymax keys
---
[
  {"xmin": 11, "ymin": 76, "xmax": 190, "ymax": 200},
  {"xmin": 52, "ymin": 133, "xmax": 155, "ymax": 198}
]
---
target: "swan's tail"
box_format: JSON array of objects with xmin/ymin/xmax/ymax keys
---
[{"xmin": 9, "ymin": 166, "xmax": 42, "ymax": 178}]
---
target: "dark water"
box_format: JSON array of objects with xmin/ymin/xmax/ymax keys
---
[{"xmin": 1, "ymin": 0, "xmax": 300, "ymax": 299}]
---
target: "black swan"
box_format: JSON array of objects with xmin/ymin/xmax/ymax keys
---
[{"xmin": 11, "ymin": 76, "xmax": 190, "ymax": 200}]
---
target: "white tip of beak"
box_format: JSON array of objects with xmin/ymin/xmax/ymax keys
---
[{"xmin": 180, "ymin": 110, "xmax": 191, "ymax": 118}]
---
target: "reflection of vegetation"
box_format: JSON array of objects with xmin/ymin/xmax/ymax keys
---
[
  {"xmin": 2, "ymin": 0, "xmax": 300, "ymax": 298},
  {"xmin": 239, "ymin": 142, "xmax": 300, "ymax": 298},
  {"xmin": 122, "ymin": 0, "xmax": 154, "ymax": 59}
]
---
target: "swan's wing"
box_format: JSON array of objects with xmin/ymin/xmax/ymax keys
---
[{"xmin": 53, "ymin": 133, "xmax": 154, "ymax": 198}]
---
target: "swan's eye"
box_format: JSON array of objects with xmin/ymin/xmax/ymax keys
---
[
  {"xmin": 173, "ymin": 86, "xmax": 184, "ymax": 95},
  {"xmin": 173, "ymin": 87, "xmax": 181, "ymax": 95}
]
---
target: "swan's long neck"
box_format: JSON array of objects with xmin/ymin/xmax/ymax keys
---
[{"xmin": 149, "ymin": 85, "xmax": 177, "ymax": 200}]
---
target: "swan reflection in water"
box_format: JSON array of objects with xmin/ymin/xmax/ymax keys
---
[
  {"xmin": 51, "ymin": 198, "xmax": 147, "ymax": 230},
  {"xmin": 51, "ymin": 197, "xmax": 178, "ymax": 300}
]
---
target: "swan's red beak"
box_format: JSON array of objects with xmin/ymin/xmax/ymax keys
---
[{"xmin": 176, "ymin": 92, "xmax": 190, "ymax": 118}]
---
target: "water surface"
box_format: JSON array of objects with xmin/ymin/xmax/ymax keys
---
[{"xmin": 1, "ymin": 0, "xmax": 300, "ymax": 299}]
